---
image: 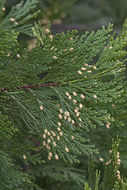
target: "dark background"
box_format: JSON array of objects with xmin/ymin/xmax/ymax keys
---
[{"xmin": 6, "ymin": 0, "xmax": 127, "ymax": 33}]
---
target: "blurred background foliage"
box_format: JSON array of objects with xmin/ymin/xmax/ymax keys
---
[
  {"xmin": 41, "ymin": 0, "xmax": 127, "ymax": 33},
  {"xmin": 62, "ymin": 0, "xmax": 127, "ymax": 25},
  {"xmin": 6, "ymin": 0, "xmax": 127, "ymax": 32}
]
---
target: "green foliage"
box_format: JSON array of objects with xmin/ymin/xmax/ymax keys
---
[
  {"xmin": 0, "ymin": 0, "xmax": 40, "ymax": 36},
  {"xmin": 1, "ymin": 0, "xmax": 127, "ymax": 189},
  {"xmin": 85, "ymin": 183, "xmax": 92, "ymax": 190},
  {"xmin": 85, "ymin": 139, "xmax": 127, "ymax": 190},
  {"xmin": 84, "ymin": 170, "xmax": 100, "ymax": 190},
  {"xmin": 37, "ymin": 166, "xmax": 86, "ymax": 183},
  {"xmin": 102, "ymin": 138, "xmax": 120, "ymax": 190}
]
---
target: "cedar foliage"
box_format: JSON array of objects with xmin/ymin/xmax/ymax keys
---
[
  {"xmin": 84, "ymin": 138, "xmax": 127, "ymax": 190},
  {"xmin": 0, "ymin": 0, "xmax": 127, "ymax": 189}
]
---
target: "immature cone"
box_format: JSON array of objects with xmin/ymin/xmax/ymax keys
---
[
  {"xmin": 68, "ymin": 95, "xmax": 72, "ymax": 100},
  {"xmin": 117, "ymin": 159, "xmax": 121, "ymax": 165},
  {"xmin": 2, "ymin": 7, "xmax": 6, "ymax": 11},
  {"xmin": 53, "ymin": 56, "xmax": 57, "ymax": 59},
  {"xmin": 66, "ymin": 92, "xmax": 70, "ymax": 96},
  {"xmin": 65, "ymin": 147, "xmax": 69, "ymax": 152},
  {"xmin": 77, "ymin": 70, "xmax": 82, "ymax": 75},
  {"xmin": 75, "ymin": 108, "xmax": 78, "ymax": 113},
  {"xmin": 53, "ymin": 141, "xmax": 57, "ymax": 147},
  {"xmin": 47, "ymin": 139, "xmax": 51, "ymax": 144},
  {"xmin": 55, "ymin": 154, "xmax": 59, "ymax": 160},
  {"xmin": 105, "ymin": 159, "xmax": 111, "ymax": 165},
  {"xmin": 40, "ymin": 106, "xmax": 43, "ymax": 110},
  {"xmin": 59, "ymin": 109, "xmax": 63, "ymax": 114},
  {"xmin": 44, "ymin": 129, "xmax": 48, "ymax": 134},
  {"xmin": 43, "ymin": 141, "xmax": 46, "ymax": 146},
  {"xmin": 73, "ymin": 92, "xmax": 77, "ymax": 96},
  {"xmin": 57, "ymin": 136, "xmax": 60, "ymax": 140},
  {"xmin": 79, "ymin": 103, "xmax": 83, "ymax": 109},
  {"xmin": 99, "ymin": 157, "xmax": 104, "ymax": 162},
  {"xmin": 7, "ymin": 53, "xmax": 10, "ymax": 57},
  {"xmin": 68, "ymin": 117, "xmax": 71, "ymax": 122},
  {"xmin": 48, "ymin": 152, "xmax": 52, "ymax": 157},
  {"xmin": 47, "ymin": 131, "xmax": 51, "ymax": 136},
  {"xmin": 58, "ymin": 122, "xmax": 61, "ymax": 127},
  {"xmin": 23, "ymin": 155, "xmax": 27, "ymax": 160},
  {"xmin": 81, "ymin": 67, "xmax": 86, "ymax": 71},
  {"xmin": 59, "ymin": 132, "xmax": 63, "ymax": 136},
  {"xmin": 58, "ymin": 114, "xmax": 62, "ymax": 119},
  {"xmin": 10, "ymin": 18, "xmax": 15, "ymax": 22},
  {"xmin": 49, "ymin": 35, "xmax": 53, "ymax": 41},
  {"xmin": 45, "ymin": 29, "xmax": 50, "ymax": 33},
  {"xmin": 57, "ymin": 127, "xmax": 61, "ymax": 131},
  {"xmin": 69, "ymin": 48, "xmax": 73, "ymax": 51},
  {"xmin": 43, "ymin": 134, "xmax": 46, "ymax": 139},
  {"xmin": 71, "ymin": 120, "xmax": 75, "ymax": 125},
  {"xmin": 93, "ymin": 94, "xmax": 97, "ymax": 99},
  {"xmin": 81, "ymin": 94, "xmax": 85, "ymax": 99},
  {"xmin": 17, "ymin": 53, "xmax": 20, "ymax": 58},
  {"xmin": 48, "ymin": 156, "xmax": 51, "ymax": 161},
  {"xmin": 73, "ymin": 99, "xmax": 77, "ymax": 104}
]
